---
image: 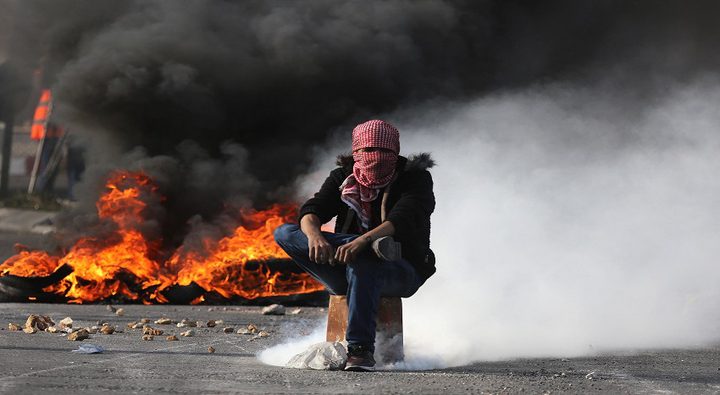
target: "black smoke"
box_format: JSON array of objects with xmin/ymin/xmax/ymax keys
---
[{"xmin": 3, "ymin": 0, "xmax": 720, "ymax": 249}]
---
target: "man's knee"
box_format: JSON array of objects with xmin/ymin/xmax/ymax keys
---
[
  {"xmin": 273, "ymin": 223, "xmax": 300, "ymax": 246},
  {"xmin": 346, "ymin": 257, "xmax": 380, "ymax": 279}
]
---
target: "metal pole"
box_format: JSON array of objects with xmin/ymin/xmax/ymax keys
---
[{"xmin": 0, "ymin": 111, "xmax": 14, "ymax": 196}]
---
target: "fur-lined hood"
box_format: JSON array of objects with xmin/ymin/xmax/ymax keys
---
[{"xmin": 335, "ymin": 152, "xmax": 435, "ymax": 172}]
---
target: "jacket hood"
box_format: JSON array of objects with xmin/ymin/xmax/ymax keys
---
[{"xmin": 335, "ymin": 152, "xmax": 435, "ymax": 171}]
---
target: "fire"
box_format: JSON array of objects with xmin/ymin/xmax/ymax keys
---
[
  {"xmin": 0, "ymin": 170, "xmax": 323, "ymax": 303},
  {"xmin": 167, "ymin": 205, "xmax": 323, "ymax": 300},
  {"xmin": 0, "ymin": 250, "xmax": 60, "ymax": 278}
]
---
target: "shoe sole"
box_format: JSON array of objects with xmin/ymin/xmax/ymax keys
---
[
  {"xmin": 344, "ymin": 364, "xmax": 375, "ymax": 372},
  {"xmin": 373, "ymin": 237, "xmax": 401, "ymax": 261}
]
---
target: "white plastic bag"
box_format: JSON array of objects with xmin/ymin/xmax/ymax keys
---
[
  {"xmin": 286, "ymin": 342, "xmax": 347, "ymax": 370},
  {"xmin": 71, "ymin": 344, "xmax": 105, "ymax": 354}
]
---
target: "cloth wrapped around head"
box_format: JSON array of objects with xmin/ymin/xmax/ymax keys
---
[{"xmin": 340, "ymin": 120, "xmax": 400, "ymax": 230}]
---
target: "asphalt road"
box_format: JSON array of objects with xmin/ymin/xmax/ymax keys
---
[{"xmin": 1, "ymin": 232, "xmax": 720, "ymax": 394}]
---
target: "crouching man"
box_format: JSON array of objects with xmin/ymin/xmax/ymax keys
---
[{"xmin": 274, "ymin": 120, "xmax": 435, "ymax": 371}]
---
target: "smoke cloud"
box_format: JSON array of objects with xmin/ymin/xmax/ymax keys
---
[
  {"xmin": 287, "ymin": 78, "xmax": 720, "ymax": 368},
  {"xmin": 5, "ymin": 0, "xmax": 720, "ymax": 190},
  {"xmin": 3, "ymin": 0, "xmax": 720, "ymax": 367}
]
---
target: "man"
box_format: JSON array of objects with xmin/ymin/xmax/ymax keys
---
[{"xmin": 274, "ymin": 119, "xmax": 435, "ymax": 371}]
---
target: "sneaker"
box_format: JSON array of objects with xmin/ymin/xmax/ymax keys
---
[
  {"xmin": 344, "ymin": 345, "xmax": 376, "ymax": 372},
  {"xmin": 372, "ymin": 236, "xmax": 402, "ymax": 262}
]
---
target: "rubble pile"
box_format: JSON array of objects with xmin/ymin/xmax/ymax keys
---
[{"xmin": 5, "ymin": 304, "xmax": 289, "ymax": 352}]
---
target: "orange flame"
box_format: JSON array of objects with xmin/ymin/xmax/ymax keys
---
[
  {"xmin": 167, "ymin": 205, "xmax": 323, "ymax": 300},
  {"xmin": 0, "ymin": 171, "xmax": 322, "ymax": 303}
]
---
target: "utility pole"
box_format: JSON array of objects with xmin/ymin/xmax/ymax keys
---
[{"xmin": 0, "ymin": 110, "xmax": 13, "ymax": 196}]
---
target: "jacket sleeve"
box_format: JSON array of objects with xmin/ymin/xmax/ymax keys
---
[
  {"xmin": 298, "ymin": 168, "xmax": 345, "ymax": 224},
  {"xmin": 386, "ymin": 170, "xmax": 435, "ymax": 240}
]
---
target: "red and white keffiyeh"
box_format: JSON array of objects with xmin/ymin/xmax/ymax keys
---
[{"xmin": 340, "ymin": 120, "xmax": 399, "ymax": 230}]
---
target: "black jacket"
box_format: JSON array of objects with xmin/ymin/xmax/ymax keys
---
[{"xmin": 299, "ymin": 153, "xmax": 436, "ymax": 281}]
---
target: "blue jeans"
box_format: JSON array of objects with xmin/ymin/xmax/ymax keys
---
[{"xmin": 273, "ymin": 223, "xmax": 422, "ymax": 351}]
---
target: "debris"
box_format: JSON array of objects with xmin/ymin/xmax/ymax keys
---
[
  {"xmin": 180, "ymin": 330, "xmax": 195, "ymax": 337},
  {"xmin": 286, "ymin": 342, "xmax": 347, "ymax": 370},
  {"xmin": 207, "ymin": 320, "xmax": 217, "ymax": 327},
  {"xmin": 115, "ymin": 308, "xmax": 125, "ymax": 317},
  {"xmin": 176, "ymin": 319, "xmax": 197, "ymax": 328},
  {"xmin": 86, "ymin": 326, "xmax": 98, "ymax": 334},
  {"xmin": 68, "ymin": 329, "xmax": 90, "ymax": 341},
  {"xmin": 246, "ymin": 324, "xmax": 258, "ymax": 334},
  {"xmin": 72, "ymin": 344, "xmax": 104, "ymax": 354},
  {"xmin": 46, "ymin": 326, "xmax": 59, "ymax": 333},
  {"xmin": 142, "ymin": 335, "xmax": 154, "ymax": 341},
  {"xmin": 262, "ymin": 304, "xmax": 286, "ymax": 315},
  {"xmin": 143, "ymin": 326, "xmax": 164, "ymax": 336},
  {"xmin": 223, "ymin": 327, "xmax": 234, "ymax": 333},
  {"xmin": 207, "ymin": 346, "xmax": 215, "ymax": 353},
  {"xmin": 8, "ymin": 323, "xmax": 20, "ymax": 331},
  {"xmin": 155, "ymin": 318, "xmax": 172, "ymax": 325},
  {"xmin": 289, "ymin": 308, "xmax": 302, "ymax": 315},
  {"xmin": 23, "ymin": 326, "xmax": 37, "ymax": 334},
  {"xmin": 127, "ymin": 322, "xmax": 137, "ymax": 329},
  {"xmin": 24, "ymin": 314, "xmax": 54, "ymax": 332},
  {"xmin": 166, "ymin": 335, "xmax": 179, "ymax": 341},
  {"xmin": 236, "ymin": 328, "xmax": 250, "ymax": 335},
  {"xmin": 248, "ymin": 330, "xmax": 270, "ymax": 342},
  {"xmin": 100, "ymin": 325, "xmax": 115, "ymax": 335},
  {"xmin": 106, "ymin": 304, "xmax": 117, "ymax": 313},
  {"xmin": 59, "ymin": 317, "xmax": 73, "ymax": 329}
]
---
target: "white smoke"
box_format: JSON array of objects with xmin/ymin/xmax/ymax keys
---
[{"xmin": 285, "ymin": 78, "xmax": 720, "ymax": 368}]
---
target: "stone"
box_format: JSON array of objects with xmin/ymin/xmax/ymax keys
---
[
  {"xmin": 166, "ymin": 335, "xmax": 178, "ymax": 341},
  {"xmin": 180, "ymin": 330, "xmax": 195, "ymax": 337},
  {"xmin": 68, "ymin": 329, "xmax": 90, "ymax": 341},
  {"xmin": 286, "ymin": 342, "xmax": 347, "ymax": 370},
  {"xmin": 143, "ymin": 326, "xmax": 164, "ymax": 336},
  {"xmin": 155, "ymin": 318, "xmax": 172, "ymax": 325},
  {"xmin": 261, "ymin": 304, "xmax": 286, "ymax": 315},
  {"xmin": 289, "ymin": 308, "xmax": 302, "ymax": 315},
  {"xmin": 246, "ymin": 324, "xmax": 258, "ymax": 334},
  {"xmin": 23, "ymin": 326, "xmax": 37, "ymax": 334},
  {"xmin": 142, "ymin": 335, "xmax": 154, "ymax": 341},
  {"xmin": 100, "ymin": 325, "xmax": 115, "ymax": 335},
  {"xmin": 115, "ymin": 308, "xmax": 125, "ymax": 316},
  {"xmin": 207, "ymin": 346, "xmax": 215, "ymax": 353},
  {"xmin": 23, "ymin": 314, "xmax": 53, "ymax": 333},
  {"xmin": 46, "ymin": 326, "xmax": 59, "ymax": 333},
  {"xmin": 206, "ymin": 320, "xmax": 217, "ymax": 327},
  {"xmin": 8, "ymin": 323, "xmax": 20, "ymax": 331},
  {"xmin": 139, "ymin": 318, "xmax": 150, "ymax": 324},
  {"xmin": 223, "ymin": 327, "xmax": 234, "ymax": 333},
  {"xmin": 106, "ymin": 304, "xmax": 117, "ymax": 313},
  {"xmin": 59, "ymin": 317, "xmax": 73, "ymax": 329}
]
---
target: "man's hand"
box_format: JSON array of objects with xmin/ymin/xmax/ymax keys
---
[
  {"xmin": 334, "ymin": 236, "xmax": 371, "ymax": 264},
  {"xmin": 308, "ymin": 235, "xmax": 334, "ymax": 265}
]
